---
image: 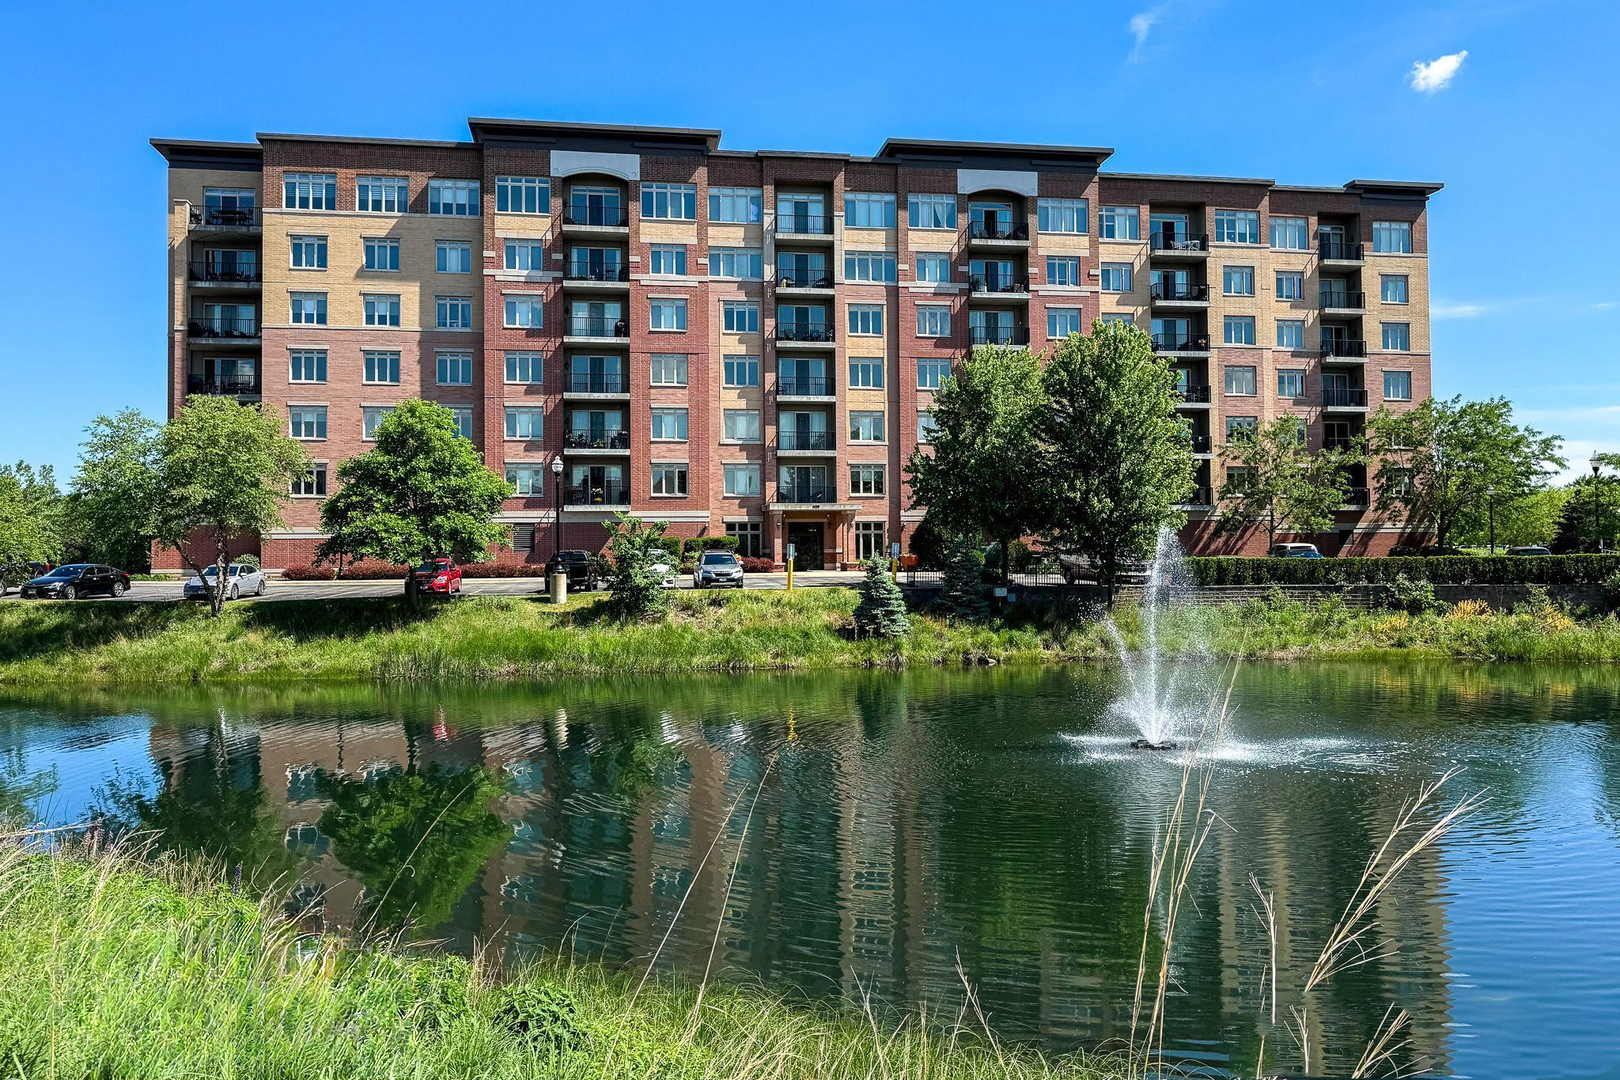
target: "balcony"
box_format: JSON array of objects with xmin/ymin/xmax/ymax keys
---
[
  {"xmin": 777, "ymin": 430, "xmax": 835, "ymax": 455},
  {"xmin": 562, "ymin": 265, "xmax": 630, "ymax": 290},
  {"xmin": 969, "ymin": 274, "xmax": 1030, "ymax": 297},
  {"xmin": 564, "ymin": 482, "xmax": 630, "ymax": 508},
  {"xmin": 1320, "ymin": 338, "xmax": 1369, "ymax": 360},
  {"xmin": 563, "ymin": 316, "xmax": 629, "ymax": 345},
  {"xmin": 1324, "ymin": 435, "xmax": 1361, "ymax": 452},
  {"xmin": 188, "ymin": 261, "xmax": 261, "ymax": 286},
  {"xmin": 1341, "ymin": 486, "xmax": 1371, "ymax": 508},
  {"xmin": 775, "ymin": 376, "xmax": 835, "ymax": 401},
  {"xmin": 1149, "ymin": 233, "xmax": 1210, "ymax": 257},
  {"xmin": 1176, "ymin": 384, "xmax": 1214, "ymax": 407},
  {"xmin": 966, "ymin": 220, "xmax": 1030, "ymax": 247},
  {"xmin": 969, "ymin": 325, "xmax": 1030, "ymax": 347},
  {"xmin": 775, "ymin": 267, "xmax": 835, "ymax": 295},
  {"xmin": 1319, "ymin": 239, "xmax": 1364, "ymax": 265},
  {"xmin": 1150, "ymin": 281, "xmax": 1210, "ymax": 305},
  {"xmin": 775, "ymin": 215, "xmax": 835, "ymax": 241},
  {"xmin": 1151, "ymin": 333, "xmax": 1211, "ymax": 356},
  {"xmin": 563, "ymin": 372, "xmax": 629, "ymax": 399},
  {"xmin": 188, "ymin": 206, "xmax": 260, "ymax": 233},
  {"xmin": 185, "ymin": 374, "xmax": 261, "ymax": 398},
  {"xmin": 563, "ymin": 430, "xmax": 631, "ymax": 453},
  {"xmin": 561, "ymin": 206, "xmax": 629, "ymax": 235},
  {"xmin": 1177, "ymin": 485, "xmax": 1215, "ymax": 508},
  {"xmin": 1324, "ymin": 387, "xmax": 1369, "ymax": 410},
  {"xmin": 187, "ymin": 317, "xmax": 259, "ymax": 342},
  {"xmin": 776, "ymin": 322, "xmax": 836, "ymax": 349},
  {"xmin": 1188, "ymin": 433, "xmax": 1213, "ymax": 454},
  {"xmin": 1320, "ymin": 290, "xmax": 1365, "ymax": 314},
  {"xmin": 772, "ymin": 483, "xmax": 853, "ymax": 509}
]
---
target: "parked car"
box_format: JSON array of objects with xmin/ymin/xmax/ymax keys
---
[
  {"xmin": 648, "ymin": 561, "xmax": 680, "ymax": 589},
  {"xmin": 1506, "ymin": 545, "xmax": 1553, "ymax": 556},
  {"xmin": 19, "ymin": 564, "xmax": 130, "ymax": 600},
  {"xmin": 1268, "ymin": 543, "xmax": 1324, "ymax": 559},
  {"xmin": 1, "ymin": 558, "xmax": 51, "ymax": 596},
  {"xmin": 544, "ymin": 550, "xmax": 600, "ymax": 591},
  {"xmin": 184, "ymin": 562, "xmax": 266, "ymax": 602},
  {"xmin": 407, "ymin": 558, "xmax": 462, "ymax": 595},
  {"xmin": 693, "ymin": 550, "xmax": 745, "ymax": 588}
]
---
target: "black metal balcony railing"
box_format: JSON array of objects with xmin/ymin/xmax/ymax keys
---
[
  {"xmin": 1319, "ymin": 238, "xmax": 1365, "ymax": 261},
  {"xmin": 778, "ymin": 430, "xmax": 833, "ymax": 451},
  {"xmin": 777, "ymin": 322, "xmax": 836, "ymax": 343},
  {"xmin": 778, "ymin": 484, "xmax": 834, "ymax": 503},
  {"xmin": 1151, "ymin": 281, "xmax": 1210, "ymax": 301},
  {"xmin": 188, "ymin": 261, "xmax": 261, "ymax": 284},
  {"xmin": 1176, "ymin": 384, "xmax": 1214, "ymax": 404},
  {"xmin": 1320, "ymin": 338, "xmax": 1369, "ymax": 358},
  {"xmin": 776, "ymin": 214, "xmax": 834, "ymax": 236},
  {"xmin": 566, "ymin": 372, "xmax": 628, "ymax": 394},
  {"xmin": 969, "ymin": 274, "xmax": 1030, "ymax": 294},
  {"xmin": 1152, "ymin": 333, "xmax": 1211, "ymax": 353},
  {"xmin": 564, "ymin": 264, "xmax": 629, "ymax": 282},
  {"xmin": 189, "ymin": 206, "xmax": 259, "ymax": 228},
  {"xmin": 187, "ymin": 317, "xmax": 259, "ymax": 338},
  {"xmin": 967, "ymin": 220, "xmax": 1029, "ymax": 241},
  {"xmin": 1182, "ymin": 485, "xmax": 1214, "ymax": 506},
  {"xmin": 1150, "ymin": 233, "xmax": 1210, "ymax": 253},
  {"xmin": 1320, "ymin": 290, "xmax": 1366, "ymax": 309},
  {"xmin": 969, "ymin": 325, "xmax": 1030, "ymax": 346},
  {"xmin": 186, "ymin": 374, "xmax": 261, "ymax": 396},
  {"xmin": 1324, "ymin": 387, "xmax": 1370, "ymax": 408},
  {"xmin": 565, "ymin": 317, "xmax": 629, "ymax": 338},
  {"xmin": 1324, "ymin": 436, "xmax": 1361, "ymax": 452},
  {"xmin": 563, "ymin": 429, "xmax": 630, "ymax": 450},
  {"xmin": 1342, "ymin": 486, "xmax": 1371, "ymax": 506},
  {"xmin": 565, "ymin": 482, "xmax": 630, "ymax": 506},
  {"xmin": 776, "ymin": 377, "xmax": 833, "ymax": 397},
  {"xmin": 564, "ymin": 205, "xmax": 628, "ymax": 227},
  {"xmin": 776, "ymin": 267, "xmax": 834, "ymax": 289},
  {"xmin": 1188, "ymin": 434, "xmax": 1213, "ymax": 454}
]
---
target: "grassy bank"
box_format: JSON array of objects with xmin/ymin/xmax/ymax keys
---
[
  {"xmin": 1, "ymin": 589, "xmax": 1617, "ymax": 686},
  {"xmin": 0, "ymin": 846, "xmax": 1114, "ymax": 1079}
]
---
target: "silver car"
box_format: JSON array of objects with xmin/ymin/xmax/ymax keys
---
[
  {"xmin": 184, "ymin": 563, "xmax": 267, "ymax": 601},
  {"xmin": 693, "ymin": 551, "xmax": 744, "ymax": 588}
]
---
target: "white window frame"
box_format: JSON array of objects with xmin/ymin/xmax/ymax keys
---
[
  {"xmin": 1383, "ymin": 370, "xmax": 1413, "ymax": 401},
  {"xmin": 1223, "ymin": 265, "xmax": 1255, "ymax": 296},
  {"xmin": 363, "ymin": 237, "xmax": 399, "ymax": 272},
  {"xmin": 915, "ymin": 253, "xmax": 950, "ymax": 283},
  {"xmin": 1380, "ymin": 274, "xmax": 1409, "ymax": 304},
  {"xmin": 1048, "ymin": 308, "xmax": 1084, "ymax": 338},
  {"xmin": 292, "ymin": 462, "xmax": 327, "ymax": 498},
  {"xmin": 849, "ymin": 410, "xmax": 886, "ymax": 443},
  {"xmin": 1372, "ymin": 221, "xmax": 1413, "ymax": 254},
  {"xmin": 1214, "ymin": 210, "xmax": 1261, "ymax": 244},
  {"xmin": 651, "ymin": 463, "xmax": 689, "ymax": 497},
  {"xmin": 649, "ymin": 353, "xmax": 688, "ymax": 387},
  {"xmin": 723, "ymin": 300, "xmax": 759, "ymax": 333},
  {"xmin": 917, "ymin": 357, "xmax": 951, "ymax": 389},
  {"xmin": 1224, "ymin": 365, "xmax": 1258, "ymax": 396},
  {"xmin": 723, "ymin": 355, "xmax": 759, "ymax": 387},
  {"xmin": 363, "ymin": 350, "xmax": 401, "ymax": 385},
  {"xmin": 1276, "ymin": 320, "xmax": 1305, "ymax": 350},
  {"xmin": 1269, "ymin": 216, "xmax": 1309, "ymax": 250},
  {"xmin": 918, "ymin": 409, "xmax": 938, "ymax": 442},
  {"xmin": 504, "ymin": 351, "xmax": 542, "ymax": 384},
  {"xmin": 723, "ymin": 409, "xmax": 761, "ymax": 443},
  {"xmin": 1275, "ymin": 270, "xmax": 1303, "ymax": 301},
  {"xmin": 649, "ymin": 298, "xmax": 687, "ymax": 331},
  {"xmin": 1047, "ymin": 256, "xmax": 1080, "ymax": 286},
  {"xmin": 362, "ymin": 406, "xmax": 394, "ymax": 440},
  {"xmin": 289, "ymin": 292, "xmax": 326, "ymax": 325},
  {"xmin": 435, "ymin": 240, "xmax": 472, "ymax": 274},
  {"xmin": 356, "ymin": 175, "xmax": 408, "ymax": 214},
  {"xmin": 1037, "ymin": 198, "xmax": 1088, "ymax": 234},
  {"xmin": 428, "ymin": 179, "xmax": 480, "ymax": 216},
  {"xmin": 710, "ymin": 247, "xmax": 763, "ymax": 280},
  {"xmin": 436, "ymin": 351, "xmax": 474, "ymax": 386},
  {"xmin": 641, "ymin": 182, "xmax": 697, "ymax": 221},
  {"xmin": 283, "ymin": 173, "xmax": 336, "ymax": 211},
  {"xmin": 505, "ymin": 407, "xmax": 543, "ymax": 440},
  {"xmin": 723, "ymin": 463, "xmax": 761, "ymax": 497},
  {"xmin": 848, "ymin": 304, "xmax": 884, "ymax": 336},
  {"xmin": 651, "ymin": 407, "xmax": 689, "ymax": 441},
  {"xmin": 709, "ymin": 186, "xmax": 762, "ymax": 223},
  {"xmin": 288, "ymin": 406, "xmax": 327, "ymax": 440},
  {"xmin": 845, "ymin": 192, "xmax": 897, "ymax": 229},
  {"xmin": 495, "ymin": 176, "xmax": 550, "ymax": 214},
  {"xmin": 848, "ymin": 356, "xmax": 884, "ymax": 389},
  {"xmin": 1099, "ymin": 205, "xmax": 1140, "ymax": 240},
  {"xmin": 504, "ymin": 239, "xmax": 544, "ymax": 272},
  {"xmin": 1223, "ymin": 315, "xmax": 1257, "ymax": 345},
  {"xmin": 916, "ymin": 305, "xmax": 951, "ymax": 337},
  {"xmin": 289, "ymin": 349, "xmax": 326, "ymax": 383},
  {"xmin": 844, "ymin": 251, "xmax": 897, "ymax": 283},
  {"xmin": 1100, "ymin": 263, "xmax": 1132, "ymax": 292},
  {"xmin": 1381, "ymin": 322, "xmax": 1411, "ymax": 351},
  {"xmin": 1277, "ymin": 368, "xmax": 1306, "ymax": 400},
  {"xmin": 289, "ymin": 235, "xmax": 327, "ymax": 270},
  {"xmin": 849, "ymin": 464, "xmax": 885, "ymax": 496},
  {"xmin": 436, "ymin": 296, "xmax": 473, "ymax": 329},
  {"xmin": 362, "ymin": 294, "xmax": 400, "ymax": 327},
  {"xmin": 504, "ymin": 295, "xmax": 544, "ymax": 329},
  {"xmin": 907, "ymin": 193, "xmax": 956, "ymax": 229},
  {"xmin": 648, "ymin": 245, "xmax": 687, "ymax": 276}
]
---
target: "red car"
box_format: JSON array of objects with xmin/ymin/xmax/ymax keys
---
[{"xmin": 407, "ymin": 557, "xmax": 462, "ymax": 595}]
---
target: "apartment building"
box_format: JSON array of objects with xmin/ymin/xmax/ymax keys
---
[{"xmin": 153, "ymin": 119, "xmax": 1438, "ymax": 570}]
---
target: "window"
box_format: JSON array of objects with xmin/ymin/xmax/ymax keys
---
[
  {"xmin": 364, "ymin": 237, "xmax": 399, "ymax": 271},
  {"xmin": 449, "ymin": 407, "xmax": 474, "ymax": 439},
  {"xmin": 1101, "ymin": 313, "xmax": 1134, "ymax": 327},
  {"xmin": 1100, "ymin": 205, "xmax": 1140, "ymax": 240},
  {"xmin": 289, "ymin": 406, "xmax": 326, "ymax": 439},
  {"xmin": 505, "ymin": 351, "xmax": 541, "ymax": 384},
  {"xmin": 1214, "ymin": 210, "xmax": 1261, "ymax": 244},
  {"xmin": 428, "ymin": 179, "xmax": 479, "ymax": 216},
  {"xmin": 916, "ymin": 305, "xmax": 951, "ymax": 337},
  {"xmin": 908, "ymin": 193, "xmax": 956, "ymax": 229},
  {"xmin": 854, "ymin": 521, "xmax": 886, "ymax": 561},
  {"xmin": 641, "ymin": 182, "xmax": 696, "ymax": 220},
  {"xmin": 504, "ymin": 295, "xmax": 543, "ymax": 328},
  {"xmin": 290, "ymin": 235, "xmax": 327, "ymax": 269},
  {"xmin": 1224, "ymin": 365, "xmax": 1258, "ymax": 396},
  {"xmin": 1276, "ymin": 319, "xmax": 1305, "ymax": 349},
  {"xmin": 1275, "ymin": 270, "xmax": 1303, "ymax": 300},
  {"xmin": 1225, "ymin": 465, "xmax": 1258, "ymax": 493},
  {"xmin": 849, "ymin": 357, "xmax": 884, "ymax": 389},
  {"xmin": 1100, "ymin": 263, "xmax": 1132, "ymax": 292},
  {"xmin": 283, "ymin": 173, "xmax": 336, "ymax": 210},
  {"xmin": 1047, "ymin": 256, "xmax": 1080, "ymax": 286},
  {"xmin": 1277, "ymin": 368, "xmax": 1306, "ymax": 400},
  {"xmin": 362, "ymin": 406, "xmax": 394, "ymax": 439},
  {"xmin": 436, "ymin": 296, "xmax": 473, "ymax": 329},
  {"xmin": 710, "ymin": 247, "xmax": 762, "ymax": 279},
  {"xmin": 845, "ymin": 192, "xmax": 896, "ymax": 228},
  {"xmin": 721, "ymin": 355, "xmax": 759, "ymax": 387},
  {"xmin": 496, "ymin": 175, "xmax": 550, "ymax": 214},
  {"xmin": 648, "ymin": 245, "xmax": 687, "ymax": 275},
  {"xmin": 292, "ymin": 463, "xmax": 327, "ymax": 497},
  {"xmin": 650, "ymin": 407, "xmax": 688, "ymax": 440},
  {"xmin": 918, "ymin": 409, "xmax": 938, "ymax": 442},
  {"xmin": 850, "ymin": 464, "xmax": 885, "ymax": 496},
  {"xmin": 363, "ymin": 294, "xmax": 400, "ymax": 327},
  {"xmin": 649, "ymin": 298, "xmax": 687, "ymax": 330},
  {"xmin": 1223, "ymin": 265, "xmax": 1255, "ymax": 296},
  {"xmin": 918, "ymin": 358, "xmax": 951, "ymax": 389},
  {"xmin": 726, "ymin": 520, "xmax": 763, "ymax": 556},
  {"xmin": 1223, "ymin": 315, "xmax": 1256, "ymax": 345},
  {"xmin": 429, "ymin": 241, "xmax": 469, "ymax": 274},
  {"xmin": 1226, "ymin": 416, "xmax": 1258, "ymax": 440},
  {"xmin": 1270, "ymin": 216, "xmax": 1308, "ymax": 250},
  {"xmin": 504, "ymin": 239, "xmax": 544, "ymax": 271},
  {"xmin": 507, "ymin": 464, "xmax": 546, "ymax": 496},
  {"xmin": 289, "ymin": 349, "xmax": 326, "ymax": 383},
  {"xmin": 723, "ymin": 300, "xmax": 759, "ymax": 333},
  {"xmin": 650, "ymin": 353, "xmax": 688, "ymax": 386},
  {"xmin": 1048, "ymin": 308, "xmax": 1084, "ymax": 338},
  {"xmin": 1373, "ymin": 221, "xmax": 1412, "ymax": 253},
  {"xmin": 356, "ymin": 176, "xmax": 407, "ymax": 213},
  {"xmin": 436, "ymin": 352, "xmax": 473, "ymax": 386},
  {"xmin": 849, "ymin": 410, "xmax": 885, "ymax": 442},
  {"xmin": 363, "ymin": 350, "xmax": 400, "ymax": 384},
  {"xmin": 1380, "ymin": 274, "xmax": 1409, "ymax": 304},
  {"xmin": 723, "ymin": 409, "xmax": 760, "ymax": 442},
  {"xmin": 723, "ymin": 464, "xmax": 761, "ymax": 498},
  {"xmin": 848, "ymin": 304, "xmax": 884, "ymax": 336},
  {"xmin": 1383, "ymin": 370, "xmax": 1413, "ymax": 401},
  {"xmin": 651, "ymin": 464, "xmax": 688, "ymax": 496},
  {"xmin": 709, "ymin": 186, "xmax": 762, "ymax": 223},
  {"xmin": 844, "ymin": 251, "xmax": 897, "ymax": 282},
  {"xmin": 1381, "ymin": 322, "xmax": 1411, "ymax": 351},
  {"xmin": 1037, "ymin": 198, "xmax": 1087, "ymax": 234},
  {"xmin": 916, "ymin": 253, "xmax": 950, "ymax": 283},
  {"xmin": 289, "ymin": 292, "xmax": 326, "ymax": 325}
]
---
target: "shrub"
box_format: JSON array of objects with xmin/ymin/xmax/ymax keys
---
[
  {"xmin": 1183, "ymin": 553, "xmax": 1620, "ymax": 587},
  {"xmin": 457, "ymin": 562, "xmax": 547, "ymax": 578},
  {"xmin": 938, "ymin": 536, "xmax": 989, "ymax": 621},
  {"xmin": 1447, "ymin": 598, "xmax": 1491, "ymax": 619},
  {"xmin": 852, "ymin": 558, "xmax": 911, "ymax": 639},
  {"xmin": 654, "ymin": 536, "xmax": 685, "ymax": 563},
  {"xmin": 1603, "ymin": 569, "xmax": 1620, "ymax": 611},
  {"xmin": 740, "ymin": 557, "xmax": 774, "ymax": 573},
  {"xmin": 600, "ymin": 514, "xmax": 670, "ymax": 620},
  {"xmin": 1008, "ymin": 539, "xmax": 1036, "ymax": 573},
  {"xmin": 697, "ymin": 535, "xmax": 739, "ymax": 553},
  {"xmin": 1384, "ymin": 573, "xmax": 1441, "ymax": 615},
  {"xmin": 234, "ymin": 553, "xmax": 261, "ymax": 571},
  {"xmin": 908, "ymin": 513, "xmax": 949, "ymax": 570},
  {"xmin": 280, "ymin": 565, "xmax": 335, "ymax": 581},
  {"xmin": 495, "ymin": 982, "xmax": 584, "ymax": 1052}
]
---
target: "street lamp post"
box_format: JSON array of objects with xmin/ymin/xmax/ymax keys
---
[
  {"xmin": 1486, "ymin": 485, "xmax": 1496, "ymax": 555},
  {"xmin": 1593, "ymin": 454, "xmax": 1605, "ymax": 554},
  {"xmin": 551, "ymin": 456, "xmax": 565, "ymax": 557}
]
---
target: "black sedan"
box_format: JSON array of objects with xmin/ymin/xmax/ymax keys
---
[{"xmin": 19, "ymin": 564, "xmax": 131, "ymax": 600}]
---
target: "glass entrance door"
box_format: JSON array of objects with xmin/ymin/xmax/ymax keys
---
[{"xmin": 786, "ymin": 522, "xmax": 825, "ymax": 571}]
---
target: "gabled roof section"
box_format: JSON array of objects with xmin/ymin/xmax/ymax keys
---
[
  {"xmin": 468, "ymin": 117, "xmax": 721, "ymax": 152},
  {"xmin": 876, "ymin": 137, "xmax": 1113, "ymax": 169},
  {"xmin": 150, "ymin": 138, "xmax": 263, "ymax": 170}
]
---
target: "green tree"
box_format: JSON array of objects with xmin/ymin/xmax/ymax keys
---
[
  {"xmin": 1216, "ymin": 417, "xmax": 1363, "ymax": 549},
  {"xmin": 1039, "ymin": 321, "xmax": 1193, "ymax": 598},
  {"xmin": 64, "ymin": 409, "xmax": 161, "ymax": 571},
  {"xmin": 937, "ymin": 535, "xmax": 989, "ymax": 621},
  {"xmin": 1365, "ymin": 396, "xmax": 1565, "ymax": 551},
  {"xmin": 905, "ymin": 347, "xmax": 1046, "ymax": 583},
  {"xmin": 852, "ymin": 558, "xmax": 910, "ymax": 639},
  {"xmin": 1455, "ymin": 484, "xmax": 1567, "ymax": 550},
  {"xmin": 315, "ymin": 400, "xmax": 511, "ymax": 589},
  {"xmin": 0, "ymin": 462, "xmax": 63, "ymax": 577},
  {"xmin": 600, "ymin": 513, "xmax": 671, "ymax": 619},
  {"xmin": 153, "ymin": 397, "xmax": 308, "ymax": 616},
  {"xmin": 1551, "ymin": 472, "xmax": 1620, "ymax": 553}
]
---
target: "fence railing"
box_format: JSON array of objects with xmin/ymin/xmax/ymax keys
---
[
  {"xmin": 969, "ymin": 325, "xmax": 1030, "ymax": 346},
  {"xmin": 967, "ymin": 220, "xmax": 1029, "ymax": 241},
  {"xmin": 188, "ymin": 261, "xmax": 261, "ymax": 283},
  {"xmin": 1151, "ymin": 281, "xmax": 1210, "ymax": 301},
  {"xmin": 1320, "ymin": 290, "xmax": 1366, "ymax": 308},
  {"xmin": 778, "ymin": 430, "xmax": 833, "ymax": 451},
  {"xmin": 776, "ymin": 214, "xmax": 833, "ymax": 235},
  {"xmin": 1324, "ymin": 387, "xmax": 1369, "ymax": 408},
  {"xmin": 565, "ymin": 482, "xmax": 630, "ymax": 505},
  {"xmin": 776, "ymin": 377, "xmax": 833, "ymax": 397},
  {"xmin": 563, "ymin": 264, "xmax": 628, "ymax": 282},
  {"xmin": 1150, "ymin": 233, "xmax": 1209, "ymax": 253},
  {"xmin": 565, "ymin": 317, "xmax": 628, "ymax": 338},
  {"xmin": 187, "ymin": 317, "xmax": 258, "ymax": 338},
  {"xmin": 190, "ymin": 206, "xmax": 259, "ymax": 228},
  {"xmin": 563, "ymin": 430, "xmax": 630, "ymax": 450},
  {"xmin": 777, "ymin": 322, "xmax": 836, "ymax": 343},
  {"xmin": 565, "ymin": 372, "xmax": 627, "ymax": 394},
  {"xmin": 1319, "ymin": 238, "xmax": 1364, "ymax": 260},
  {"xmin": 777, "ymin": 267, "xmax": 833, "ymax": 288},
  {"xmin": 564, "ymin": 206, "xmax": 628, "ymax": 227}
]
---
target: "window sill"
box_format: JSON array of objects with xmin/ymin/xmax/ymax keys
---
[
  {"xmin": 647, "ymin": 327, "xmax": 688, "ymax": 334},
  {"xmin": 650, "ymin": 384, "xmax": 690, "ymax": 390},
  {"xmin": 290, "ymin": 266, "xmax": 327, "ymax": 272}
]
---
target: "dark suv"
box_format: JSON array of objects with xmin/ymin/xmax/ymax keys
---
[{"xmin": 544, "ymin": 550, "xmax": 600, "ymax": 590}]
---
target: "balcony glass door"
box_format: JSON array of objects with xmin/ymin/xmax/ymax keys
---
[
  {"xmin": 777, "ymin": 251, "xmax": 826, "ymax": 286},
  {"xmin": 568, "ymin": 409, "xmax": 624, "ymax": 447},
  {"xmin": 569, "ymin": 246, "xmax": 621, "ymax": 279},
  {"xmin": 780, "ymin": 357, "xmax": 826, "ymax": 395},
  {"xmin": 206, "ymin": 249, "xmax": 257, "ymax": 278},
  {"xmin": 780, "ymin": 465, "xmax": 830, "ymax": 503},
  {"xmin": 569, "ymin": 463, "xmax": 624, "ymax": 504},
  {"xmin": 969, "ymin": 203, "xmax": 1012, "ymax": 231},
  {"xmin": 569, "ymin": 186, "xmax": 620, "ymax": 226},
  {"xmin": 568, "ymin": 354, "xmax": 623, "ymax": 393},
  {"xmin": 570, "ymin": 300, "xmax": 623, "ymax": 337},
  {"xmin": 1151, "ymin": 268, "xmax": 1189, "ymax": 290},
  {"xmin": 1150, "ymin": 213, "xmax": 1189, "ymax": 244},
  {"xmin": 777, "ymin": 194, "xmax": 824, "ymax": 233},
  {"xmin": 204, "ymin": 188, "xmax": 254, "ymax": 212},
  {"xmin": 970, "ymin": 259, "xmax": 1015, "ymax": 289}
]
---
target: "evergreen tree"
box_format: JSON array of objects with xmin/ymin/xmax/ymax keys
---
[
  {"xmin": 853, "ymin": 557, "xmax": 911, "ymax": 639},
  {"xmin": 938, "ymin": 535, "xmax": 989, "ymax": 621}
]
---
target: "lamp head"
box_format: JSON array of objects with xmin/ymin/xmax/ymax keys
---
[{"xmin": 551, "ymin": 456, "xmax": 564, "ymax": 477}]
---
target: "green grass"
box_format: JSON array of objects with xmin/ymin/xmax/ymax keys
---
[
  {"xmin": 1, "ymin": 589, "xmax": 1617, "ymax": 687},
  {"xmin": 0, "ymin": 845, "xmax": 1118, "ymax": 1079}
]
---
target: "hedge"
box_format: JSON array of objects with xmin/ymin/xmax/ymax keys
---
[{"xmin": 1182, "ymin": 554, "xmax": 1620, "ymax": 587}]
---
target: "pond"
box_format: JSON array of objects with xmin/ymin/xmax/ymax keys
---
[{"xmin": 3, "ymin": 663, "xmax": 1618, "ymax": 1080}]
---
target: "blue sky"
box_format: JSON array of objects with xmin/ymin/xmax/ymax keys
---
[{"xmin": 1, "ymin": 0, "xmax": 1614, "ymax": 482}]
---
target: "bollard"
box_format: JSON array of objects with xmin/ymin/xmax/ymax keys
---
[{"xmin": 549, "ymin": 570, "xmax": 568, "ymax": 604}]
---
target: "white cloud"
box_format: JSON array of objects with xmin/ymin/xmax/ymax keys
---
[
  {"xmin": 1431, "ymin": 301, "xmax": 1490, "ymax": 319},
  {"xmin": 1408, "ymin": 51, "xmax": 1468, "ymax": 93},
  {"xmin": 1127, "ymin": 7, "xmax": 1165, "ymax": 62},
  {"xmin": 1593, "ymin": 300, "xmax": 1619, "ymax": 311}
]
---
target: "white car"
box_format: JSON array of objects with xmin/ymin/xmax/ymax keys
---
[
  {"xmin": 184, "ymin": 562, "xmax": 267, "ymax": 601},
  {"xmin": 648, "ymin": 561, "xmax": 680, "ymax": 589}
]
